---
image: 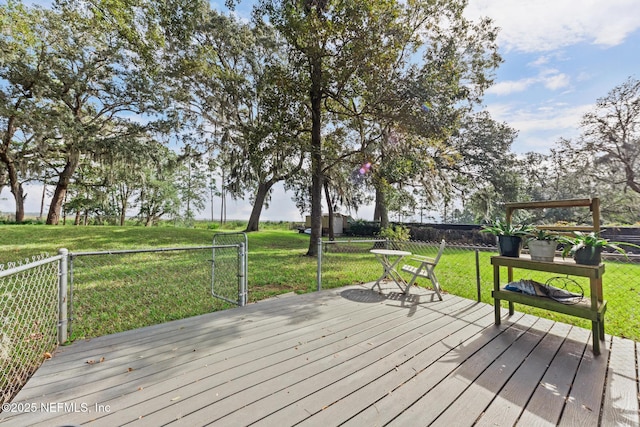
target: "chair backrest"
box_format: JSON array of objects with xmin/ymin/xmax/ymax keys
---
[{"xmin": 433, "ymin": 239, "xmax": 446, "ymax": 265}]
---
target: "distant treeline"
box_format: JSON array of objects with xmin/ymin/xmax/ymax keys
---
[{"xmin": 347, "ymin": 221, "xmax": 640, "ymax": 246}]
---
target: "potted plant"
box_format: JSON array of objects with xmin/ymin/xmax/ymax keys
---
[
  {"xmin": 526, "ymin": 229, "xmax": 558, "ymax": 262},
  {"xmin": 558, "ymin": 231, "xmax": 640, "ymax": 265},
  {"xmin": 481, "ymin": 220, "xmax": 532, "ymax": 258}
]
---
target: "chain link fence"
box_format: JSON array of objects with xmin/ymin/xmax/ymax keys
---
[
  {"xmin": 318, "ymin": 238, "xmax": 640, "ymax": 338},
  {"xmin": 0, "ymin": 253, "xmax": 64, "ymax": 406},
  {"xmin": 1, "ymin": 242, "xmax": 245, "ymax": 408},
  {"xmin": 317, "ymin": 239, "xmax": 492, "ymax": 301},
  {"xmin": 69, "ymin": 244, "xmax": 244, "ymax": 340},
  {"xmin": 212, "ymin": 233, "xmax": 248, "ymax": 306},
  {"xmin": 318, "ymin": 238, "xmax": 640, "ymax": 293}
]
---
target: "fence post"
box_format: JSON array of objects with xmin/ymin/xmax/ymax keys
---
[
  {"xmin": 238, "ymin": 243, "xmax": 246, "ymax": 306},
  {"xmin": 58, "ymin": 248, "xmax": 68, "ymax": 344},
  {"xmin": 475, "ymin": 249, "xmax": 481, "ymax": 302},
  {"xmin": 317, "ymin": 238, "xmax": 323, "ymax": 291}
]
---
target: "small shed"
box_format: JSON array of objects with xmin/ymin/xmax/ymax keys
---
[{"xmin": 305, "ymin": 213, "xmax": 350, "ymax": 236}]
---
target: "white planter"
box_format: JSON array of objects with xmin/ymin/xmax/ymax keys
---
[{"xmin": 528, "ymin": 239, "xmax": 557, "ymax": 262}]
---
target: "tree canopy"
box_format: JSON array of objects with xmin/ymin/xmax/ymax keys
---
[{"xmin": 1, "ymin": 0, "xmax": 638, "ymax": 233}]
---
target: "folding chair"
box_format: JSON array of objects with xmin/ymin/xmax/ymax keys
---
[{"xmin": 401, "ymin": 239, "xmax": 446, "ymax": 300}]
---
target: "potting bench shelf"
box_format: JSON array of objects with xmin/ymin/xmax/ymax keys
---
[
  {"xmin": 491, "ymin": 254, "xmax": 606, "ymax": 354},
  {"xmin": 492, "ymin": 198, "xmax": 606, "ymax": 354}
]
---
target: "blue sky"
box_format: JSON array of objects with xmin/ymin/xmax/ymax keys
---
[
  {"xmin": 2, "ymin": 0, "xmax": 640, "ymax": 221},
  {"xmin": 467, "ymin": 0, "xmax": 640, "ymax": 154}
]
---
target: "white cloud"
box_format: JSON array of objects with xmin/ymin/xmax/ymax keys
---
[
  {"xmin": 485, "ymin": 102, "xmax": 593, "ymax": 152},
  {"xmin": 486, "ymin": 78, "xmax": 537, "ymax": 95},
  {"xmin": 487, "ymin": 69, "xmax": 571, "ymax": 96},
  {"xmin": 543, "ymin": 73, "xmax": 571, "ymax": 90},
  {"xmin": 466, "ymin": 0, "xmax": 640, "ymax": 53}
]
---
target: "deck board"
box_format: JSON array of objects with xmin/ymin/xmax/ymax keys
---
[
  {"xmin": 434, "ymin": 316, "xmax": 556, "ymax": 427},
  {"xmin": 1, "ymin": 283, "xmax": 638, "ymax": 427},
  {"xmin": 475, "ymin": 321, "xmax": 571, "ymax": 427},
  {"xmin": 601, "ymin": 336, "xmax": 640, "ymax": 426},
  {"xmin": 559, "ymin": 332, "xmax": 610, "ymax": 426}
]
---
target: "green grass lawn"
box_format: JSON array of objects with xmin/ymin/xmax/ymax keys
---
[{"xmin": 1, "ymin": 225, "xmax": 639, "ymax": 342}]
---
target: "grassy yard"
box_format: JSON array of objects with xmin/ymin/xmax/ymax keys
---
[{"xmin": 1, "ymin": 225, "xmax": 639, "ymax": 342}]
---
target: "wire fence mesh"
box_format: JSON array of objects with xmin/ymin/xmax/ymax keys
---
[
  {"xmin": 212, "ymin": 233, "xmax": 248, "ymax": 306},
  {"xmin": 318, "ymin": 239, "xmax": 492, "ymax": 302},
  {"xmin": 2, "ymin": 236, "xmax": 639, "ymax": 408},
  {"xmin": 69, "ymin": 246, "xmax": 240, "ymax": 341},
  {"xmin": 318, "ymin": 238, "xmax": 640, "ymax": 338},
  {"xmin": 0, "ymin": 254, "xmax": 61, "ymax": 407}
]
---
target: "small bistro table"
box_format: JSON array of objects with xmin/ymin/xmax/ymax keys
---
[{"xmin": 370, "ymin": 249, "xmax": 412, "ymax": 293}]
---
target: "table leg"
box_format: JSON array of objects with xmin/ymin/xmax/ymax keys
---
[
  {"xmin": 493, "ymin": 264, "xmax": 501, "ymax": 325},
  {"xmin": 372, "ymin": 255, "xmax": 407, "ymax": 292}
]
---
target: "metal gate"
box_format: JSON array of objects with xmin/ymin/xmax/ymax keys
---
[{"xmin": 212, "ymin": 232, "xmax": 247, "ymax": 306}]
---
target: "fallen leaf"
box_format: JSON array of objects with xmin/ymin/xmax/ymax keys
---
[
  {"xmin": 128, "ymin": 367, "xmax": 134, "ymax": 372},
  {"xmin": 43, "ymin": 352, "xmax": 52, "ymax": 359}
]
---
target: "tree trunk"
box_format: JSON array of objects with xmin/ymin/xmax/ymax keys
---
[
  {"xmin": 39, "ymin": 184, "xmax": 46, "ymax": 221},
  {"xmin": 1, "ymin": 111, "xmax": 26, "ymax": 223},
  {"xmin": 9, "ymin": 179, "xmax": 25, "ymax": 224},
  {"xmin": 245, "ymin": 181, "xmax": 274, "ymax": 232},
  {"xmin": 120, "ymin": 197, "xmax": 127, "ymax": 226},
  {"xmin": 306, "ymin": 56, "xmax": 323, "ymax": 257},
  {"xmin": 374, "ymin": 185, "xmax": 389, "ymax": 228},
  {"xmin": 0, "ymin": 152, "xmax": 26, "ymax": 223},
  {"xmin": 47, "ymin": 149, "xmax": 80, "ymax": 225},
  {"xmin": 323, "ymin": 180, "xmax": 334, "ymax": 241}
]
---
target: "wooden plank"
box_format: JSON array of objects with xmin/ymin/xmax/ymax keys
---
[
  {"xmin": 214, "ymin": 301, "xmax": 485, "ymax": 426},
  {"xmin": 14, "ymin": 288, "xmax": 380, "ymax": 397},
  {"xmin": 505, "ymin": 199, "xmax": 594, "ymax": 210},
  {"xmin": 11, "ymin": 290, "xmax": 459, "ymax": 427},
  {"xmin": 492, "ymin": 289, "xmax": 603, "ymax": 320},
  {"xmin": 2, "ymin": 283, "xmax": 632, "ymax": 427},
  {"xmin": 517, "ymin": 326, "xmax": 590, "ymax": 426},
  {"xmin": 38, "ymin": 287, "xmax": 356, "ymax": 369},
  {"xmin": 338, "ymin": 312, "xmax": 526, "ymax": 427},
  {"xmin": 558, "ymin": 333, "xmax": 610, "ymax": 426},
  {"xmin": 128, "ymin": 297, "xmax": 471, "ymax": 426},
  {"xmin": 255, "ymin": 303, "xmax": 495, "ymax": 426},
  {"xmin": 431, "ymin": 316, "xmax": 554, "ymax": 427},
  {"xmin": 49, "ymin": 293, "xmax": 465, "ymax": 426},
  {"xmin": 492, "ymin": 255, "xmax": 604, "ymax": 279},
  {"xmin": 386, "ymin": 314, "xmax": 540, "ymax": 426},
  {"xmin": 474, "ymin": 321, "xmax": 571, "ymax": 426},
  {"xmin": 601, "ymin": 336, "xmax": 640, "ymax": 426}
]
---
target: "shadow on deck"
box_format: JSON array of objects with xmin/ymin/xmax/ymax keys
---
[{"xmin": 1, "ymin": 282, "xmax": 638, "ymax": 426}]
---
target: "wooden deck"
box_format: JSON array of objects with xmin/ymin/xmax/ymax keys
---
[{"xmin": 2, "ymin": 283, "xmax": 639, "ymax": 426}]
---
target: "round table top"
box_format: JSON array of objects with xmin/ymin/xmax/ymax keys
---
[{"xmin": 370, "ymin": 249, "xmax": 411, "ymax": 256}]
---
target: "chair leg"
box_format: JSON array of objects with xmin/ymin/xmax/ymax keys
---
[
  {"xmin": 404, "ymin": 269, "xmax": 421, "ymax": 294},
  {"xmin": 428, "ymin": 269, "xmax": 443, "ymax": 301}
]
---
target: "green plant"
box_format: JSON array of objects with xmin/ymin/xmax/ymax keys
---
[
  {"xmin": 480, "ymin": 219, "xmax": 532, "ymax": 237},
  {"xmin": 558, "ymin": 231, "xmax": 640, "ymax": 259},
  {"xmin": 347, "ymin": 220, "xmax": 381, "ymax": 237},
  {"xmin": 530, "ymin": 229, "xmax": 557, "ymax": 240},
  {"xmin": 378, "ymin": 224, "xmax": 410, "ymax": 241},
  {"xmin": 526, "ymin": 228, "xmax": 558, "ymax": 243}
]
